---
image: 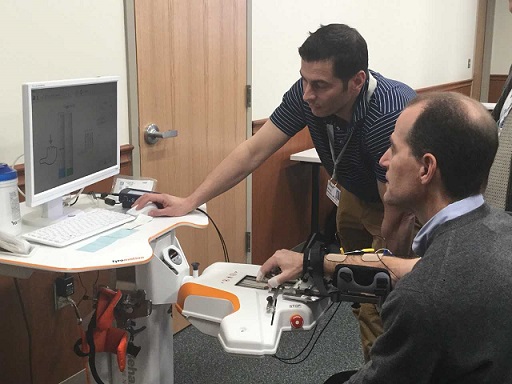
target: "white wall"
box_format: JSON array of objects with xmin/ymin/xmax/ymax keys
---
[
  {"xmin": 2, "ymin": 1, "xmax": 506, "ymax": 163},
  {"xmin": 491, "ymin": 0, "xmax": 512, "ymax": 73},
  {"xmin": 252, "ymin": 0, "xmax": 479, "ymax": 119},
  {"xmin": 0, "ymin": 1, "xmax": 128, "ymax": 166}
]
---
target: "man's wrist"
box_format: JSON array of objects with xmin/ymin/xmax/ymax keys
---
[{"xmin": 302, "ymin": 250, "xmax": 309, "ymax": 278}]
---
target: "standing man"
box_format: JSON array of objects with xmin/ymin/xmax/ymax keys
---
[
  {"xmin": 485, "ymin": 0, "xmax": 512, "ymax": 209},
  {"xmin": 491, "ymin": 0, "xmax": 512, "ymax": 127},
  {"xmin": 491, "ymin": 62, "xmax": 512, "ymax": 128},
  {"xmin": 134, "ymin": 23, "xmax": 416, "ymax": 360},
  {"xmin": 260, "ymin": 92, "xmax": 512, "ymax": 383}
]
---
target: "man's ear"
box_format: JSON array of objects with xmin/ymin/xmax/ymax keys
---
[
  {"xmin": 419, "ymin": 154, "xmax": 437, "ymax": 184},
  {"xmin": 350, "ymin": 70, "xmax": 366, "ymax": 92}
]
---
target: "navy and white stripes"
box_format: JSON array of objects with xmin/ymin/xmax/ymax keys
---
[{"xmin": 270, "ymin": 70, "xmax": 416, "ymax": 203}]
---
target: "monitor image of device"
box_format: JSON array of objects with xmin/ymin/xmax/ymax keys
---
[{"xmin": 22, "ymin": 76, "xmax": 120, "ymax": 226}]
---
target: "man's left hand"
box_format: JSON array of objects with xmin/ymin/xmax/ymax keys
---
[{"xmin": 256, "ymin": 249, "xmax": 303, "ymax": 288}]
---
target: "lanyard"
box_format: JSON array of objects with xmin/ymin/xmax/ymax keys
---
[
  {"xmin": 327, "ymin": 124, "xmax": 352, "ymax": 183},
  {"xmin": 326, "ymin": 72, "xmax": 377, "ymax": 183}
]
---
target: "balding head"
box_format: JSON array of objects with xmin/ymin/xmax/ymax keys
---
[{"xmin": 405, "ymin": 92, "xmax": 498, "ymax": 200}]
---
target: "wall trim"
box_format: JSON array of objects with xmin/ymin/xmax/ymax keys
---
[
  {"xmin": 490, "ymin": 74, "xmax": 509, "ymax": 82},
  {"xmin": 415, "ymin": 79, "xmax": 473, "ymax": 94},
  {"xmin": 489, "ymin": 73, "xmax": 509, "ymax": 103},
  {"xmin": 252, "ymin": 119, "xmax": 267, "ymax": 134}
]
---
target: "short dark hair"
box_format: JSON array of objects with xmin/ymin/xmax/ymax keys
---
[
  {"xmin": 406, "ymin": 92, "xmax": 498, "ymax": 200},
  {"xmin": 298, "ymin": 24, "xmax": 368, "ymax": 83}
]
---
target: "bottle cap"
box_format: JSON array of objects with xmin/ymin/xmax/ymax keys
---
[{"xmin": 0, "ymin": 163, "xmax": 17, "ymax": 182}]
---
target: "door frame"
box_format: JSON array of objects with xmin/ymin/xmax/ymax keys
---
[
  {"xmin": 245, "ymin": 0, "xmax": 253, "ymax": 262},
  {"xmin": 124, "ymin": 0, "xmax": 141, "ymax": 177},
  {"xmin": 472, "ymin": 0, "xmax": 496, "ymax": 101}
]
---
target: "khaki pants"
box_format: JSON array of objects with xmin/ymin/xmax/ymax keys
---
[{"xmin": 336, "ymin": 186, "xmax": 385, "ymax": 362}]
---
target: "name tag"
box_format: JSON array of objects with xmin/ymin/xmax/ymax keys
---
[{"xmin": 326, "ymin": 179, "xmax": 341, "ymax": 207}]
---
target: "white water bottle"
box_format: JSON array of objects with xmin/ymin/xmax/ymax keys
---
[{"xmin": 0, "ymin": 163, "xmax": 22, "ymax": 235}]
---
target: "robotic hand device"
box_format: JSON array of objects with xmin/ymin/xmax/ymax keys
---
[
  {"xmin": 76, "ymin": 231, "xmax": 393, "ymax": 384},
  {"xmin": 177, "ymin": 233, "xmax": 393, "ymax": 357},
  {"xmin": 177, "ymin": 262, "xmax": 330, "ymax": 356}
]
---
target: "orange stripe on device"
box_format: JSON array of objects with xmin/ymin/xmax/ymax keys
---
[{"xmin": 176, "ymin": 282, "xmax": 241, "ymax": 314}]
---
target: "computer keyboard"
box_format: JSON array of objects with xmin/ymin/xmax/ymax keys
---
[{"xmin": 23, "ymin": 208, "xmax": 136, "ymax": 248}]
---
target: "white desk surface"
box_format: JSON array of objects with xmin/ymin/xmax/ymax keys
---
[
  {"xmin": 482, "ymin": 102, "xmax": 496, "ymax": 111},
  {"xmin": 290, "ymin": 148, "xmax": 321, "ymax": 164},
  {"xmin": 0, "ymin": 201, "xmax": 208, "ymax": 274}
]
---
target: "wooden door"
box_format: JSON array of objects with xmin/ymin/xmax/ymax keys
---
[{"xmin": 133, "ymin": 0, "xmax": 247, "ymax": 330}]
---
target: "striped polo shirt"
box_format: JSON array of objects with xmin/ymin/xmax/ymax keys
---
[{"xmin": 270, "ymin": 70, "xmax": 416, "ymax": 203}]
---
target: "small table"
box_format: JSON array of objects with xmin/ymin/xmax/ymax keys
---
[
  {"xmin": 0, "ymin": 200, "xmax": 208, "ymax": 384},
  {"xmin": 290, "ymin": 148, "xmax": 321, "ymax": 233}
]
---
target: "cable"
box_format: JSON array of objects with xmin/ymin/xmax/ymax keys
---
[
  {"xmin": 273, "ymin": 302, "xmax": 341, "ymax": 364},
  {"xmin": 11, "ymin": 153, "xmax": 26, "ymax": 198},
  {"xmin": 93, "ymin": 270, "xmax": 100, "ymax": 286},
  {"xmin": 77, "ymin": 271, "xmax": 100, "ymax": 307},
  {"xmin": 87, "ymin": 191, "xmax": 121, "ymax": 206},
  {"xmin": 274, "ymin": 318, "xmax": 322, "ymax": 361},
  {"xmin": 11, "ymin": 153, "xmax": 24, "ymax": 168},
  {"xmin": 273, "ymin": 302, "xmax": 340, "ymax": 364},
  {"xmin": 340, "ymin": 247, "xmax": 400, "ymax": 282},
  {"xmin": 375, "ymin": 248, "xmax": 400, "ymax": 282},
  {"xmin": 14, "ymin": 278, "xmax": 34, "ymax": 384},
  {"xmin": 66, "ymin": 187, "xmax": 85, "ymax": 206},
  {"xmin": 77, "ymin": 273, "xmax": 87, "ymax": 306},
  {"xmin": 196, "ymin": 207, "xmax": 230, "ymax": 262},
  {"xmin": 63, "ymin": 190, "xmax": 123, "ymax": 208}
]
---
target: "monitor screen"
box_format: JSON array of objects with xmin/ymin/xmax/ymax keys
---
[{"xmin": 22, "ymin": 76, "xmax": 120, "ymax": 224}]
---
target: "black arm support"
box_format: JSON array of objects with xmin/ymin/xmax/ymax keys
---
[{"xmin": 301, "ymin": 233, "xmax": 392, "ymax": 308}]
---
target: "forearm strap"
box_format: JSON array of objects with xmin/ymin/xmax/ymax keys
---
[
  {"xmin": 303, "ymin": 241, "xmax": 329, "ymax": 296},
  {"xmin": 332, "ymin": 264, "xmax": 391, "ymax": 308}
]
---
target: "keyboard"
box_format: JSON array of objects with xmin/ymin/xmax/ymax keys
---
[{"xmin": 23, "ymin": 208, "xmax": 136, "ymax": 248}]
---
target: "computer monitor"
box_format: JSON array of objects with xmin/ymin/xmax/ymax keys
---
[{"xmin": 22, "ymin": 76, "xmax": 120, "ymax": 225}]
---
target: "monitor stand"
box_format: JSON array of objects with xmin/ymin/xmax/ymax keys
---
[{"xmin": 22, "ymin": 197, "xmax": 82, "ymax": 228}]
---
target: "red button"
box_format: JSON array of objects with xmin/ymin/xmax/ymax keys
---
[{"xmin": 290, "ymin": 314, "xmax": 304, "ymax": 329}]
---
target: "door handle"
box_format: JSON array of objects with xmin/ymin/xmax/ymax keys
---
[{"xmin": 144, "ymin": 124, "xmax": 178, "ymax": 144}]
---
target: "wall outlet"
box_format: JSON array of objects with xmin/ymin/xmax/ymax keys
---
[
  {"xmin": 54, "ymin": 275, "xmax": 75, "ymax": 311},
  {"xmin": 55, "ymin": 275, "xmax": 75, "ymax": 297}
]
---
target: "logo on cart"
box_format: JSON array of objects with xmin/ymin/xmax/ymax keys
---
[
  {"xmin": 127, "ymin": 356, "xmax": 137, "ymax": 383},
  {"xmin": 112, "ymin": 256, "xmax": 145, "ymax": 264}
]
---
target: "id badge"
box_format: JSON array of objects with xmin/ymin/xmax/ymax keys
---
[{"xmin": 326, "ymin": 179, "xmax": 341, "ymax": 207}]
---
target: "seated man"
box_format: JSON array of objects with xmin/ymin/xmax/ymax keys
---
[{"xmin": 258, "ymin": 91, "xmax": 512, "ymax": 383}]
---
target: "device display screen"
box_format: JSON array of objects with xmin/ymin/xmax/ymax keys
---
[{"xmin": 30, "ymin": 82, "xmax": 117, "ymax": 195}]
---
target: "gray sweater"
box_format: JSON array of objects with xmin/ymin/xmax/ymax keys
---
[{"xmin": 347, "ymin": 204, "xmax": 512, "ymax": 383}]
